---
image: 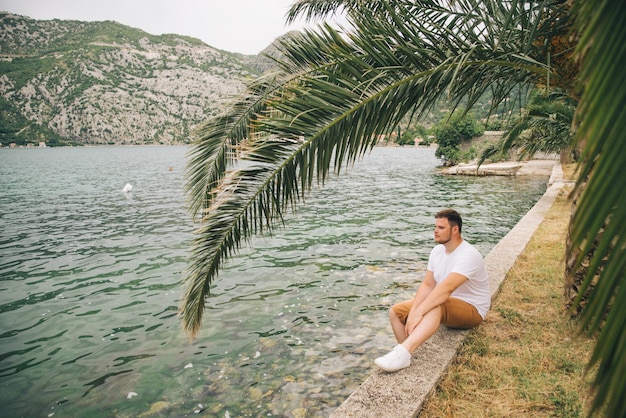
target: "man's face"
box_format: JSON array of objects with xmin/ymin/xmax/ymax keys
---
[{"xmin": 434, "ymin": 217, "xmax": 453, "ymax": 244}]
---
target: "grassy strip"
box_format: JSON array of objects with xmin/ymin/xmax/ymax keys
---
[{"xmin": 421, "ymin": 171, "xmax": 596, "ymax": 417}]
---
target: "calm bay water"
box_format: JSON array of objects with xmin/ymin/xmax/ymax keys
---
[{"xmin": 0, "ymin": 146, "xmax": 549, "ymax": 417}]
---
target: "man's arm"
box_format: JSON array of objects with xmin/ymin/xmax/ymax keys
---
[
  {"xmin": 404, "ymin": 271, "xmax": 436, "ymax": 336},
  {"xmin": 410, "ymin": 270, "xmax": 436, "ymax": 310},
  {"xmin": 405, "ymin": 272, "xmax": 468, "ymax": 335}
]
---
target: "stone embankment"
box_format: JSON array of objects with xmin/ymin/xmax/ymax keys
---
[
  {"xmin": 442, "ymin": 159, "xmax": 557, "ymax": 177},
  {"xmin": 330, "ymin": 160, "xmax": 565, "ymax": 417}
]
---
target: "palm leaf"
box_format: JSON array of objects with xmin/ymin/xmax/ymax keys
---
[
  {"xmin": 185, "ymin": 74, "xmax": 276, "ymax": 219},
  {"xmin": 479, "ymin": 91, "xmax": 576, "ymax": 163},
  {"xmin": 181, "ymin": 0, "xmax": 571, "ymax": 339},
  {"xmin": 569, "ymin": 0, "xmax": 626, "ymax": 415}
]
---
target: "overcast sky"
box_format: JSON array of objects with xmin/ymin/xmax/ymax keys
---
[{"xmin": 0, "ymin": 0, "xmax": 343, "ymax": 55}]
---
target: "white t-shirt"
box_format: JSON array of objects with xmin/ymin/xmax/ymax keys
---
[{"xmin": 427, "ymin": 240, "xmax": 491, "ymax": 319}]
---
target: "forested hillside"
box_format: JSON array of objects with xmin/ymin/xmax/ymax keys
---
[
  {"xmin": 0, "ymin": 12, "xmax": 514, "ymax": 147},
  {"xmin": 0, "ymin": 12, "xmax": 262, "ymax": 146}
]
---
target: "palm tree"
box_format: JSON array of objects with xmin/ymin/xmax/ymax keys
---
[
  {"xmin": 566, "ymin": 1, "xmax": 626, "ymax": 416},
  {"xmin": 479, "ymin": 90, "xmax": 578, "ymax": 164},
  {"xmin": 180, "ymin": 0, "xmax": 624, "ymax": 414}
]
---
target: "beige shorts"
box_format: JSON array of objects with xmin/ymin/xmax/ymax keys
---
[{"xmin": 391, "ymin": 297, "xmax": 483, "ymax": 329}]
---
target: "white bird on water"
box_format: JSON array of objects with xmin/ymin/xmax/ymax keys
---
[{"xmin": 122, "ymin": 183, "xmax": 133, "ymax": 193}]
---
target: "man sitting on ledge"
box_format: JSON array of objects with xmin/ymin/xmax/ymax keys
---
[{"xmin": 375, "ymin": 209, "xmax": 490, "ymax": 372}]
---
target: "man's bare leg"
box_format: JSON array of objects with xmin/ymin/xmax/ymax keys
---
[
  {"xmin": 376, "ymin": 305, "xmax": 443, "ymax": 372},
  {"xmin": 389, "ymin": 308, "xmax": 407, "ymax": 344},
  {"xmin": 401, "ymin": 306, "xmax": 442, "ymax": 353}
]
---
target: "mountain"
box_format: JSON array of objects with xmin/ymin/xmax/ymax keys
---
[
  {"xmin": 0, "ymin": 12, "xmax": 271, "ymax": 146},
  {"xmin": 0, "ymin": 13, "xmax": 520, "ymax": 147}
]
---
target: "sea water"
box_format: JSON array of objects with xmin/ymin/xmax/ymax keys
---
[{"xmin": 0, "ymin": 145, "xmax": 549, "ymax": 417}]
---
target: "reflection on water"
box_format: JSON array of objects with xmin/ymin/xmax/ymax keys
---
[{"xmin": 0, "ymin": 146, "xmax": 549, "ymax": 417}]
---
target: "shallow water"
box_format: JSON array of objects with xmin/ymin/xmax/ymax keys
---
[{"xmin": 0, "ymin": 146, "xmax": 549, "ymax": 417}]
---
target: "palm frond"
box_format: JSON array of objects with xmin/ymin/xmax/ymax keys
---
[
  {"xmin": 185, "ymin": 74, "xmax": 279, "ymax": 219},
  {"xmin": 181, "ymin": 0, "xmax": 572, "ymax": 339},
  {"xmin": 286, "ymin": 0, "xmax": 353, "ymax": 23},
  {"xmin": 569, "ymin": 0, "xmax": 626, "ymax": 415},
  {"xmin": 479, "ymin": 91, "xmax": 576, "ymax": 163},
  {"xmin": 285, "ymin": 0, "xmax": 406, "ymax": 24}
]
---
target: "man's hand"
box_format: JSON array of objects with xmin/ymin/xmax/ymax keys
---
[
  {"xmin": 404, "ymin": 272, "xmax": 468, "ymax": 337},
  {"xmin": 405, "ymin": 309, "xmax": 424, "ymax": 336}
]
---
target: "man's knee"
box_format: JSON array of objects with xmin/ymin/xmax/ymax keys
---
[
  {"xmin": 390, "ymin": 306, "xmax": 409, "ymax": 327},
  {"xmin": 389, "ymin": 307, "xmax": 399, "ymax": 321},
  {"xmin": 390, "ymin": 299, "xmax": 412, "ymax": 324}
]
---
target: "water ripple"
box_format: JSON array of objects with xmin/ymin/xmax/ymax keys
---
[{"xmin": 0, "ymin": 146, "xmax": 549, "ymax": 417}]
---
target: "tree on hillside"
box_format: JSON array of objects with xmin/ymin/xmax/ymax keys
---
[{"xmin": 180, "ymin": 0, "xmax": 625, "ymax": 414}]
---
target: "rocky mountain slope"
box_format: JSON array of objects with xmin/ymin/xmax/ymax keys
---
[{"xmin": 0, "ymin": 12, "xmax": 271, "ymax": 146}]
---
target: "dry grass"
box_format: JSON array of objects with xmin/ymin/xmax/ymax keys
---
[{"xmin": 421, "ymin": 166, "xmax": 596, "ymax": 417}]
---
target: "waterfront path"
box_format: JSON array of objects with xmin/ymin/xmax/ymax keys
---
[{"xmin": 330, "ymin": 161, "xmax": 566, "ymax": 418}]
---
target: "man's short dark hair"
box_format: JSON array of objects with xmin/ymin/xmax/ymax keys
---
[{"xmin": 435, "ymin": 209, "xmax": 462, "ymax": 232}]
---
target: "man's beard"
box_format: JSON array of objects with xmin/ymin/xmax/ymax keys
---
[{"xmin": 435, "ymin": 236, "xmax": 450, "ymax": 244}]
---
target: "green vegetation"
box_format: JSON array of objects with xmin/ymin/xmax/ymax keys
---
[
  {"xmin": 481, "ymin": 91, "xmax": 577, "ymax": 164},
  {"xmin": 0, "ymin": 97, "xmax": 67, "ymax": 146},
  {"xmin": 395, "ymin": 124, "xmax": 430, "ymax": 146},
  {"xmin": 0, "ymin": 55, "xmax": 58, "ymax": 86},
  {"xmin": 433, "ymin": 110, "xmax": 484, "ymax": 165}
]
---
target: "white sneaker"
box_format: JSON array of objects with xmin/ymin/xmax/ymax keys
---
[{"xmin": 374, "ymin": 345, "xmax": 411, "ymax": 372}]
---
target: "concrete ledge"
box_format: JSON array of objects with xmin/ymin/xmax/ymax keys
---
[{"xmin": 330, "ymin": 162, "xmax": 565, "ymax": 418}]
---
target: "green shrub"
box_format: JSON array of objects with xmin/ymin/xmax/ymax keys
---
[{"xmin": 434, "ymin": 110, "xmax": 484, "ymax": 165}]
